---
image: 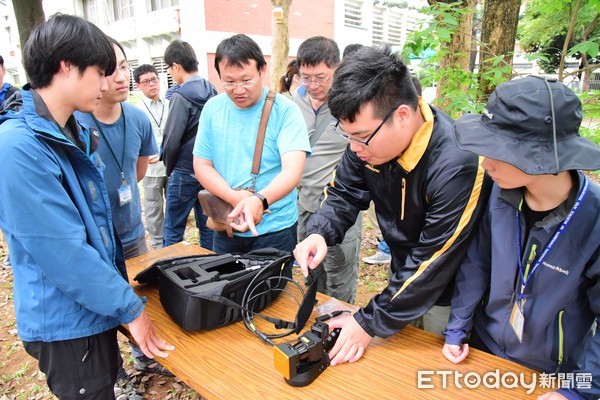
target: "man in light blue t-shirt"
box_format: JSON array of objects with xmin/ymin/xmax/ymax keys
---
[{"xmin": 193, "ymin": 34, "xmax": 310, "ymax": 255}]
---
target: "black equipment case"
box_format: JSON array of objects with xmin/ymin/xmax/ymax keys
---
[{"xmin": 134, "ymin": 248, "xmax": 293, "ymax": 331}]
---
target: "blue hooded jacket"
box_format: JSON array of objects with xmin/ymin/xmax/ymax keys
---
[
  {"xmin": 0, "ymin": 86, "xmax": 144, "ymax": 342},
  {"xmin": 444, "ymin": 172, "xmax": 600, "ymax": 400}
]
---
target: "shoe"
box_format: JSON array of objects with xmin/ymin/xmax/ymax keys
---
[
  {"xmin": 133, "ymin": 354, "xmax": 174, "ymax": 377},
  {"xmin": 114, "ymin": 376, "xmax": 144, "ymax": 400},
  {"xmin": 362, "ymin": 251, "xmax": 391, "ymax": 265}
]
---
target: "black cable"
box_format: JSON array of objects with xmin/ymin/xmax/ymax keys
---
[{"xmin": 240, "ymin": 256, "xmax": 308, "ymax": 345}]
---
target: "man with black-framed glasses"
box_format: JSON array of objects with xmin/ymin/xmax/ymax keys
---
[
  {"xmin": 294, "ymin": 44, "xmax": 491, "ymax": 366},
  {"xmin": 134, "ymin": 64, "xmax": 169, "ymax": 250},
  {"xmin": 293, "ymin": 36, "xmax": 362, "ymax": 304}
]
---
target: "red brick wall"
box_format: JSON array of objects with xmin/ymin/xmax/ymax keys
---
[{"xmin": 205, "ymin": 0, "xmax": 334, "ymax": 40}]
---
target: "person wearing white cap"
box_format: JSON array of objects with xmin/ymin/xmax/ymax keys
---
[{"xmin": 442, "ymin": 76, "xmax": 600, "ymax": 400}]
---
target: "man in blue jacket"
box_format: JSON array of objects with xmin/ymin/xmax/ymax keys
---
[
  {"xmin": 0, "ymin": 14, "xmax": 173, "ymax": 399},
  {"xmin": 443, "ymin": 76, "xmax": 600, "ymax": 400}
]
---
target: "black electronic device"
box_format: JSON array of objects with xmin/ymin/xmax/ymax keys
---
[{"xmin": 273, "ymin": 321, "xmax": 342, "ymax": 387}]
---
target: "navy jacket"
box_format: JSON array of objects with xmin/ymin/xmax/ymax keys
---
[
  {"xmin": 445, "ymin": 172, "xmax": 600, "ymax": 400},
  {"xmin": 161, "ymin": 76, "xmax": 217, "ymax": 176},
  {"xmin": 307, "ymin": 101, "xmax": 490, "ymax": 338}
]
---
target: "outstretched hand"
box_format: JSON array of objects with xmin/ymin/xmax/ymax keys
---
[
  {"xmin": 293, "ymin": 234, "xmax": 328, "ymax": 277},
  {"xmin": 128, "ymin": 309, "xmax": 175, "ymax": 359},
  {"xmin": 327, "ymin": 312, "xmax": 372, "ymax": 366}
]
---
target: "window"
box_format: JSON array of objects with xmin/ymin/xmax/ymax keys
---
[
  {"xmin": 128, "ymin": 59, "xmax": 139, "ymax": 92},
  {"xmin": 83, "ymin": 0, "xmax": 99, "ymax": 25},
  {"xmin": 114, "ymin": 0, "xmax": 134, "ymax": 21},
  {"xmin": 372, "ymin": 7, "xmax": 384, "ymax": 45},
  {"xmin": 344, "ymin": 0, "xmax": 363, "ymax": 28},
  {"xmin": 387, "ymin": 9, "xmax": 404, "ymax": 46},
  {"xmin": 149, "ymin": 0, "xmax": 179, "ymax": 11}
]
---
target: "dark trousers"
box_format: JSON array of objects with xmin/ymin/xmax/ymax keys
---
[
  {"xmin": 212, "ymin": 222, "xmax": 298, "ymax": 254},
  {"xmin": 163, "ymin": 170, "xmax": 213, "ymax": 250},
  {"xmin": 23, "ymin": 328, "xmax": 119, "ymax": 399}
]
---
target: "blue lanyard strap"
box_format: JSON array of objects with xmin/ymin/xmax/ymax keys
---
[{"xmin": 516, "ymin": 176, "xmax": 589, "ymax": 303}]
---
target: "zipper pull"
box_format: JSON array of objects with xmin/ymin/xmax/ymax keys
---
[{"xmin": 81, "ymin": 337, "xmax": 92, "ymax": 362}]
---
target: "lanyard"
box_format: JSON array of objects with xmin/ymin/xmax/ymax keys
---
[
  {"xmin": 515, "ymin": 175, "xmax": 589, "ymax": 305},
  {"xmin": 141, "ymin": 98, "xmax": 165, "ymax": 128},
  {"xmin": 92, "ymin": 103, "xmax": 127, "ymax": 182}
]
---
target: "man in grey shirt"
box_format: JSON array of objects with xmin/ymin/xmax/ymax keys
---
[
  {"xmin": 134, "ymin": 64, "xmax": 169, "ymax": 249},
  {"xmin": 294, "ymin": 37, "xmax": 362, "ymax": 304}
]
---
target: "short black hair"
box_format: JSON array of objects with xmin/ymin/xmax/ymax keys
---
[
  {"xmin": 411, "ymin": 76, "xmax": 422, "ymax": 96},
  {"xmin": 24, "ymin": 13, "xmax": 116, "ymax": 89},
  {"xmin": 107, "ymin": 36, "xmax": 127, "ymax": 61},
  {"xmin": 0, "ymin": 55, "xmax": 4, "ymax": 67},
  {"xmin": 133, "ymin": 64, "xmax": 158, "ymax": 83},
  {"xmin": 328, "ymin": 44, "xmax": 418, "ymax": 123},
  {"xmin": 164, "ymin": 40, "xmax": 198, "ymax": 73},
  {"xmin": 214, "ymin": 34, "xmax": 266, "ymax": 76},
  {"xmin": 296, "ymin": 36, "xmax": 340, "ymax": 69},
  {"xmin": 342, "ymin": 43, "xmax": 363, "ymax": 58}
]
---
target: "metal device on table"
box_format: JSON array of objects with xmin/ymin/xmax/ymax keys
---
[{"xmin": 273, "ymin": 320, "xmax": 342, "ymax": 387}]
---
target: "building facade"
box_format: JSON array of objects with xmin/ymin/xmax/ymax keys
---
[{"xmin": 0, "ymin": 0, "xmax": 426, "ymax": 91}]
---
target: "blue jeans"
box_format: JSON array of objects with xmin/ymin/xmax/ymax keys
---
[
  {"xmin": 163, "ymin": 170, "xmax": 213, "ymax": 250},
  {"xmin": 212, "ymin": 222, "xmax": 297, "ymax": 254},
  {"xmin": 378, "ymin": 238, "xmax": 390, "ymax": 255}
]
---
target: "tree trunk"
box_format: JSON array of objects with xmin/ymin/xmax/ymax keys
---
[
  {"xmin": 270, "ymin": 0, "xmax": 292, "ymax": 91},
  {"xmin": 430, "ymin": 0, "xmax": 475, "ymax": 113},
  {"xmin": 12, "ymin": 0, "xmax": 45, "ymax": 58},
  {"xmin": 558, "ymin": 0, "xmax": 582, "ymax": 81},
  {"xmin": 477, "ymin": 0, "xmax": 521, "ymax": 102}
]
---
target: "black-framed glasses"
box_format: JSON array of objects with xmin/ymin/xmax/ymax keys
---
[
  {"xmin": 334, "ymin": 106, "xmax": 397, "ymax": 146},
  {"xmin": 139, "ymin": 76, "xmax": 159, "ymax": 86},
  {"xmin": 295, "ymin": 75, "xmax": 331, "ymax": 87}
]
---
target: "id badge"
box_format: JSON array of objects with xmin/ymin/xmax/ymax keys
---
[
  {"xmin": 510, "ymin": 302, "xmax": 525, "ymax": 343},
  {"xmin": 118, "ymin": 182, "xmax": 132, "ymax": 206}
]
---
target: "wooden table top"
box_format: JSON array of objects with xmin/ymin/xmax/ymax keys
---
[{"xmin": 126, "ymin": 242, "xmax": 545, "ymax": 399}]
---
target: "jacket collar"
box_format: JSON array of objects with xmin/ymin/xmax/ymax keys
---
[
  {"xmin": 498, "ymin": 170, "xmax": 582, "ymax": 230},
  {"xmin": 395, "ymin": 98, "xmax": 434, "ymax": 172},
  {"xmin": 23, "ymin": 85, "xmax": 82, "ymax": 138}
]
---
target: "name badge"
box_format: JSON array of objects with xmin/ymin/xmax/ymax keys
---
[
  {"xmin": 118, "ymin": 182, "xmax": 132, "ymax": 206},
  {"xmin": 509, "ymin": 301, "xmax": 524, "ymax": 343}
]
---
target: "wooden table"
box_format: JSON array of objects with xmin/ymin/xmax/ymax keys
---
[{"xmin": 126, "ymin": 242, "xmax": 546, "ymax": 399}]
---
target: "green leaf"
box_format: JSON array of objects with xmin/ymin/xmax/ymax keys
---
[{"xmin": 437, "ymin": 28, "xmax": 452, "ymax": 42}]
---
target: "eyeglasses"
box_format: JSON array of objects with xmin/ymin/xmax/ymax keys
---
[
  {"xmin": 166, "ymin": 64, "xmax": 173, "ymax": 70},
  {"xmin": 117, "ymin": 63, "xmax": 129, "ymax": 76},
  {"xmin": 221, "ymin": 79, "xmax": 256, "ymax": 89},
  {"xmin": 334, "ymin": 106, "xmax": 397, "ymax": 146},
  {"xmin": 296, "ymin": 75, "xmax": 331, "ymax": 87},
  {"xmin": 139, "ymin": 76, "xmax": 159, "ymax": 86}
]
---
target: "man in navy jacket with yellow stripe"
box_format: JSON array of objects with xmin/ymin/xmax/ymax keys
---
[{"xmin": 294, "ymin": 44, "xmax": 490, "ymax": 366}]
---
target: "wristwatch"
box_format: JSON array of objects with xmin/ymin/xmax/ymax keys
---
[{"xmin": 253, "ymin": 192, "xmax": 269, "ymax": 210}]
